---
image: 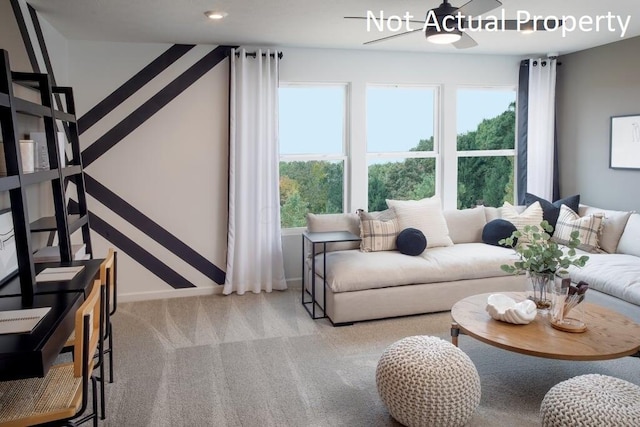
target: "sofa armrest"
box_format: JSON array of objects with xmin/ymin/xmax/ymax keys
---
[{"xmin": 617, "ymin": 213, "xmax": 640, "ymax": 257}]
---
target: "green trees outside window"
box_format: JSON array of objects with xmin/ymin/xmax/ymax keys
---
[
  {"xmin": 457, "ymin": 102, "xmax": 516, "ymax": 209},
  {"xmin": 278, "ymin": 88, "xmax": 516, "ymax": 228}
]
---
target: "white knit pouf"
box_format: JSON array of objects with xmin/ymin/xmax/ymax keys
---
[
  {"xmin": 541, "ymin": 374, "xmax": 640, "ymax": 427},
  {"xmin": 375, "ymin": 336, "xmax": 481, "ymax": 427}
]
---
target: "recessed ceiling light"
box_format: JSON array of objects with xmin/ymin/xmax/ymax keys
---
[{"xmin": 205, "ymin": 11, "xmax": 228, "ymax": 20}]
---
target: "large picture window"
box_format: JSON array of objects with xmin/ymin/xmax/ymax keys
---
[
  {"xmin": 456, "ymin": 88, "xmax": 516, "ymax": 209},
  {"xmin": 278, "ymin": 85, "xmax": 347, "ymax": 228},
  {"xmin": 366, "ymin": 86, "xmax": 438, "ymax": 211}
]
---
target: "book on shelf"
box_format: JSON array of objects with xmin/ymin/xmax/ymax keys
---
[
  {"xmin": 33, "ymin": 244, "xmax": 86, "ymax": 263},
  {"xmin": 0, "ymin": 307, "xmax": 51, "ymax": 334},
  {"xmin": 35, "ymin": 266, "xmax": 84, "ymax": 282}
]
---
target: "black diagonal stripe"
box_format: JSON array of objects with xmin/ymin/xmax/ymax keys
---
[
  {"xmin": 77, "ymin": 44, "xmax": 195, "ymax": 134},
  {"xmin": 81, "ymin": 45, "xmax": 232, "ymax": 167},
  {"xmin": 80, "ymin": 205, "xmax": 196, "ymax": 289},
  {"xmin": 10, "ymin": 0, "xmax": 39, "ymax": 72},
  {"xmin": 27, "ymin": 4, "xmax": 70, "ymax": 142},
  {"xmin": 83, "ymin": 173, "xmax": 225, "ymax": 284}
]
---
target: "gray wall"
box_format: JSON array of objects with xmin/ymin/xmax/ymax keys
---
[{"xmin": 556, "ymin": 36, "xmax": 640, "ymax": 212}]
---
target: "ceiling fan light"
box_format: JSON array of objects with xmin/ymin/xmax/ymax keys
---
[
  {"xmin": 426, "ymin": 29, "xmax": 462, "ymax": 44},
  {"xmin": 520, "ymin": 21, "xmax": 535, "ymax": 34},
  {"xmin": 204, "ymin": 10, "xmax": 228, "ymax": 20}
]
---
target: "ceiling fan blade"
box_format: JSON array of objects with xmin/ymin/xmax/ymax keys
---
[
  {"xmin": 453, "ymin": 32, "xmax": 478, "ymax": 49},
  {"xmin": 362, "ymin": 29, "xmax": 419, "ymax": 45},
  {"xmin": 466, "ymin": 19, "xmax": 564, "ymax": 31},
  {"xmin": 344, "ymin": 16, "xmax": 426, "ymax": 25},
  {"xmin": 457, "ymin": 0, "xmax": 502, "ymax": 17}
]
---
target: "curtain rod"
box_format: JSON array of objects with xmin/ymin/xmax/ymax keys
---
[{"xmin": 235, "ymin": 51, "xmax": 283, "ymax": 59}]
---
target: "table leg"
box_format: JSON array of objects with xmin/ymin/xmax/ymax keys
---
[{"xmin": 451, "ymin": 322, "xmax": 460, "ymax": 347}]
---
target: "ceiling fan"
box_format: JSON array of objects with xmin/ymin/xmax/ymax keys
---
[{"xmin": 345, "ymin": 0, "xmax": 562, "ymax": 49}]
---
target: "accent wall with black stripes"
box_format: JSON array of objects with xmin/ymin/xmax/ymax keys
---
[{"xmin": 2, "ymin": 0, "xmax": 230, "ymax": 300}]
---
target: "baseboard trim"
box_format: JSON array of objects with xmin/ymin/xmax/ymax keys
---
[
  {"xmin": 119, "ymin": 285, "xmax": 224, "ymax": 303},
  {"xmin": 287, "ymin": 278, "xmax": 301, "ymax": 289},
  {"xmin": 119, "ymin": 279, "xmax": 301, "ymax": 303}
]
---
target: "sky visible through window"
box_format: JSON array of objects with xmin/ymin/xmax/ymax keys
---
[{"xmin": 279, "ymin": 86, "xmax": 515, "ymax": 154}]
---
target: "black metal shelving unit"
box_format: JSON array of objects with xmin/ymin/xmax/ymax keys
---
[{"xmin": 0, "ymin": 49, "xmax": 92, "ymax": 305}]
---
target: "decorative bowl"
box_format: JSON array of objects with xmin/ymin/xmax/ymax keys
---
[{"xmin": 485, "ymin": 294, "xmax": 537, "ymax": 325}]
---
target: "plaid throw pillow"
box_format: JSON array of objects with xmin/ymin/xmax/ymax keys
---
[
  {"xmin": 552, "ymin": 205, "xmax": 604, "ymax": 253},
  {"xmin": 357, "ymin": 210, "xmax": 398, "ymax": 252}
]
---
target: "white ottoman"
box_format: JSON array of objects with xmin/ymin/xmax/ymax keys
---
[
  {"xmin": 376, "ymin": 336, "xmax": 481, "ymax": 427},
  {"xmin": 541, "ymin": 374, "xmax": 640, "ymax": 427}
]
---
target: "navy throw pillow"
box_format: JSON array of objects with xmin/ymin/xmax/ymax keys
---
[
  {"xmin": 396, "ymin": 228, "xmax": 427, "ymax": 256},
  {"xmin": 482, "ymin": 219, "xmax": 518, "ymax": 247},
  {"xmin": 524, "ymin": 193, "xmax": 580, "ymax": 231}
]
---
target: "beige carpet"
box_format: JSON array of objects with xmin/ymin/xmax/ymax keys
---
[{"xmin": 101, "ymin": 288, "xmax": 640, "ymax": 426}]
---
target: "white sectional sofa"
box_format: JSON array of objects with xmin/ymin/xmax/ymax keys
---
[{"xmin": 305, "ymin": 201, "xmax": 639, "ymax": 325}]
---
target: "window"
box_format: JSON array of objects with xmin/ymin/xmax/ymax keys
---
[
  {"xmin": 366, "ymin": 86, "xmax": 438, "ymax": 211},
  {"xmin": 278, "ymin": 85, "xmax": 347, "ymax": 228},
  {"xmin": 456, "ymin": 88, "xmax": 516, "ymax": 209}
]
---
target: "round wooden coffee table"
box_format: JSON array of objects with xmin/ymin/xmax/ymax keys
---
[{"xmin": 451, "ymin": 292, "xmax": 640, "ymax": 361}]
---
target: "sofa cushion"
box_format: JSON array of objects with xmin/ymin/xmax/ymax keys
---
[
  {"xmin": 396, "ymin": 228, "xmax": 427, "ymax": 256},
  {"xmin": 567, "ymin": 253, "xmax": 640, "ymax": 306},
  {"xmin": 482, "ymin": 219, "xmax": 518, "ymax": 247},
  {"xmin": 617, "ymin": 213, "xmax": 640, "ymax": 257},
  {"xmin": 552, "ymin": 205, "xmax": 603, "ymax": 253},
  {"xmin": 579, "ymin": 205, "xmax": 632, "ymax": 254},
  {"xmin": 306, "ymin": 212, "xmax": 361, "ymax": 252},
  {"xmin": 358, "ymin": 211, "xmax": 398, "ymax": 252},
  {"xmin": 386, "ymin": 196, "xmax": 453, "ymax": 249},
  {"xmin": 444, "ymin": 206, "xmax": 486, "ymax": 244},
  {"xmin": 525, "ymin": 193, "xmax": 580, "ymax": 231},
  {"xmin": 500, "ymin": 201, "xmax": 543, "ymax": 243},
  {"xmin": 315, "ymin": 243, "xmax": 518, "ymax": 293}
]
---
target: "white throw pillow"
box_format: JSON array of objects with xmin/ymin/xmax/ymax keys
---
[
  {"xmin": 552, "ymin": 205, "xmax": 604, "ymax": 253},
  {"xmin": 386, "ymin": 196, "xmax": 453, "ymax": 248},
  {"xmin": 500, "ymin": 201, "xmax": 543, "ymax": 243},
  {"xmin": 444, "ymin": 206, "xmax": 487, "ymax": 244}
]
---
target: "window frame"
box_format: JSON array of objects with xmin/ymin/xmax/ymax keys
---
[
  {"xmin": 455, "ymin": 85, "xmax": 517, "ymax": 208},
  {"xmin": 365, "ymin": 83, "xmax": 441, "ymax": 210},
  {"xmin": 278, "ymin": 82, "xmax": 350, "ymax": 232}
]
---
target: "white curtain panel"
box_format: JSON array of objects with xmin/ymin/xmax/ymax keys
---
[
  {"xmin": 224, "ymin": 48, "xmax": 287, "ymax": 295},
  {"xmin": 526, "ymin": 57, "xmax": 557, "ymax": 201}
]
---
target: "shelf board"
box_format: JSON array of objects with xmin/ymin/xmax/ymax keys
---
[
  {"xmin": 12, "ymin": 97, "xmax": 53, "ymax": 118},
  {"xmin": 29, "ymin": 214, "xmax": 78, "ymax": 232},
  {"xmin": 54, "ymin": 110, "xmax": 75, "ymax": 122},
  {"xmin": 68, "ymin": 214, "xmax": 89, "ymax": 234},
  {"xmin": 29, "ymin": 216, "xmax": 58, "ymax": 232},
  {"xmin": 0, "ymin": 175, "xmax": 20, "ymax": 192},
  {"xmin": 29, "ymin": 214, "xmax": 87, "ymax": 234},
  {"xmin": 62, "ymin": 165, "xmax": 82, "ymax": 178},
  {"xmin": 20, "ymin": 169, "xmax": 60, "ymax": 186}
]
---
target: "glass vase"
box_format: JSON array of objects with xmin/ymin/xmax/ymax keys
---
[{"xmin": 526, "ymin": 271, "xmax": 553, "ymax": 310}]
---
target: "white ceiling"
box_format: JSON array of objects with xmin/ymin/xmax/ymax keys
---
[{"xmin": 28, "ymin": 0, "xmax": 640, "ymax": 56}]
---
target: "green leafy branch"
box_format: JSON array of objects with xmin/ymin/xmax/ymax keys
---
[{"xmin": 499, "ymin": 220, "xmax": 589, "ymax": 276}]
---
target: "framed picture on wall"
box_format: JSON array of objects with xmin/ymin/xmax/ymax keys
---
[
  {"xmin": 610, "ymin": 114, "xmax": 640, "ymax": 169},
  {"xmin": 0, "ymin": 208, "xmax": 18, "ymax": 285}
]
